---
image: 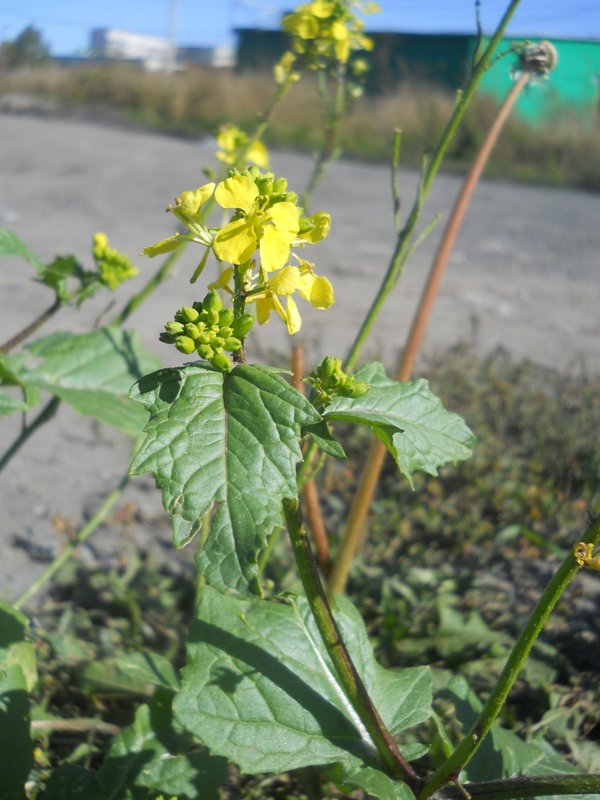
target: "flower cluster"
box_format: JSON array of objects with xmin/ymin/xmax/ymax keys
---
[
  {"xmin": 160, "ymin": 291, "xmax": 254, "ymax": 373},
  {"xmin": 92, "ymin": 232, "xmax": 138, "ymax": 290},
  {"xmin": 144, "ymin": 167, "xmax": 334, "ymax": 343},
  {"xmin": 215, "ymin": 124, "xmax": 269, "ymax": 169},
  {"xmin": 279, "ymin": 0, "xmax": 378, "ymax": 71},
  {"xmin": 306, "ymin": 355, "xmax": 370, "ymax": 405}
]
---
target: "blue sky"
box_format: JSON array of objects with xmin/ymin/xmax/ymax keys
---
[{"xmin": 1, "ymin": 1, "xmax": 599, "ymax": 55}]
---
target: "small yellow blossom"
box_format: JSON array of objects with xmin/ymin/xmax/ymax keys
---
[
  {"xmin": 93, "ymin": 232, "xmax": 138, "ymax": 289},
  {"xmin": 213, "ymin": 174, "xmax": 300, "ymax": 272},
  {"xmin": 142, "ymin": 183, "xmax": 215, "ymax": 258},
  {"xmin": 216, "ymin": 125, "xmax": 269, "ymax": 169},
  {"xmin": 248, "ymin": 261, "xmax": 334, "ymax": 335}
]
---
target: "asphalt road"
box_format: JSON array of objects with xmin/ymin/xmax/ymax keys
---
[{"xmin": 1, "ymin": 114, "xmax": 599, "ymax": 601}]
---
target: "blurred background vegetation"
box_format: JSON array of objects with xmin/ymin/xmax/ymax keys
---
[{"xmin": 1, "ymin": 61, "xmax": 599, "ymax": 191}]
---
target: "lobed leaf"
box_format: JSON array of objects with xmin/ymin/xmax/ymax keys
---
[
  {"xmin": 174, "ymin": 585, "xmax": 430, "ymax": 789},
  {"xmin": 18, "ymin": 328, "xmax": 161, "ymax": 437},
  {"xmin": 323, "ymin": 362, "xmax": 475, "ymax": 485},
  {"xmin": 129, "ymin": 363, "xmax": 320, "ymax": 591}
]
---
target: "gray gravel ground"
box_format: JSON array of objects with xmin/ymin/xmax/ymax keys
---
[{"xmin": 1, "ymin": 113, "xmax": 599, "ymax": 602}]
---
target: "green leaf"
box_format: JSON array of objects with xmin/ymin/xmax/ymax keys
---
[
  {"xmin": 98, "ymin": 689, "xmax": 228, "ymax": 799},
  {"xmin": 78, "ymin": 651, "xmax": 180, "ymax": 696},
  {"xmin": 38, "ymin": 255, "xmax": 84, "ymax": 302},
  {"xmin": 0, "ymin": 227, "xmax": 44, "ymax": 273},
  {"xmin": 174, "ymin": 586, "xmax": 431, "ymax": 784},
  {"xmin": 19, "ymin": 328, "xmax": 161, "ymax": 437},
  {"xmin": 304, "ymin": 419, "xmax": 346, "ymax": 459},
  {"xmin": 130, "ymin": 363, "xmax": 320, "ymax": 591},
  {"xmin": 46, "ymin": 690, "xmax": 228, "ymax": 800},
  {"xmin": 0, "ymin": 391, "xmax": 26, "ymax": 415},
  {"xmin": 447, "ymin": 676, "xmax": 586, "ymax": 798},
  {"xmin": 322, "ymin": 362, "xmax": 475, "ymax": 485}
]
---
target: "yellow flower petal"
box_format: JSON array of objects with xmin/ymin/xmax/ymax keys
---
[
  {"xmin": 142, "ymin": 233, "xmax": 183, "ymax": 257},
  {"xmin": 246, "ymin": 141, "xmax": 270, "ymax": 169},
  {"xmin": 260, "ymin": 225, "xmax": 292, "ymax": 273},
  {"xmin": 179, "ymin": 183, "xmax": 215, "ymax": 218},
  {"xmin": 270, "ymin": 266, "xmax": 301, "ymax": 296},
  {"xmin": 306, "ymin": 274, "xmax": 335, "ymax": 308},
  {"xmin": 208, "ymin": 267, "xmax": 234, "ymax": 291},
  {"xmin": 255, "ymin": 295, "xmax": 274, "ymax": 325},
  {"xmin": 213, "ymin": 218, "xmax": 257, "ymax": 265},
  {"xmin": 308, "ymin": 1, "xmax": 335, "ymax": 18},
  {"xmin": 302, "ymin": 211, "xmax": 331, "ymax": 243},
  {"xmin": 268, "ymin": 202, "xmax": 300, "ymax": 240},
  {"xmin": 285, "ymin": 297, "xmax": 302, "ymax": 334},
  {"xmin": 215, "ymin": 175, "xmax": 259, "ymax": 213}
]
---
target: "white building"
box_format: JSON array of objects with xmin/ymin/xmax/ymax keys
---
[{"xmin": 90, "ymin": 29, "xmax": 174, "ymax": 71}]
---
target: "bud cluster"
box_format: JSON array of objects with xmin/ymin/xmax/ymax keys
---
[
  {"xmin": 242, "ymin": 166, "xmax": 299, "ymax": 208},
  {"xmin": 306, "ymin": 356, "xmax": 370, "ymax": 405},
  {"xmin": 160, "ymin": 291, "xmax": 254, "ymax": 373}
]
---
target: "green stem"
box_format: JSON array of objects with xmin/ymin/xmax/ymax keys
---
[
  {"xmin": 419, "ymin": 514, "xmax": 600, "ymax": 799},
  {"xmin": 0, "ymin": 396, "xmax": 60, "ymax": 476},
  {"xmin": 444, "ymin": 774, "xmax": 600, "ymax": 800},
  {"xmin": 13, "ymin": 473, "xmax": 130, "ymax": 610},
  {"xmin": 344, "ymin": 0, "xmax": 521, "ymax": 371},
  {"xmin": 282, "ymin": 497, "xmax": 419, "ymax": 789},
  {"xmin": 301, "ymin": 63, "xmax": 347, "ymax": 210},
  {"xmin": 0, "ymin": 297, "xmax": 62, "ymax": 354}
]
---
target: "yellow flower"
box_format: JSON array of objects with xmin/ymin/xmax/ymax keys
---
[
  {"xmin": 142, "ymin": 183, "xmax": 215, "ymax": 258},
  {"xmin": 216, "ymin": 125, "xmax": 269, "ymax": 169},
  {"xmin": 213, "ymin": 175, "xmax": 300, "ymax": 272},
  {"xmin": 248, "ymin": 261, "xmax": 334, "ymax": 335},
  {"xmin": 93, "ymin": 232, "xmax": 138, "ymax": 289}
]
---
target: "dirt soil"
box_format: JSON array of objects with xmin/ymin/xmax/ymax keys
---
[{"xmin": 0, "ymin": 113, "xmax": 599, "ymax": 602}]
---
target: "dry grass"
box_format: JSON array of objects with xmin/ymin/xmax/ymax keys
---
[{"xmin": 2, "ymin": 63, "xmax": 599, "ymax": 189}]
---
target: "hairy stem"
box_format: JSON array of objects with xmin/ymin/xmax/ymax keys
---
[
  {"xmin": 283, "ymin": 497, "xmax": 419, "ymax": 788},
  {"xmin": 13, "ymin": 473, "xmax": 130, "ymax": 610},
  {"xmin": 419, "ymin": 514, "xmax": 600, "ymax": 799}
]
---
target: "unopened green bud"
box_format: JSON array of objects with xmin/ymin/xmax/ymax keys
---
[
  {"xmin": 211, "ymin": 351, "xmax": 232, "ymax": 373},
  {"xmin": 232, "ymin": 313, "xmax": 254, "ymax": 339},
  {"xmin": 197, "ymin": 343, "xmax": 214, "ymax": 359},
  {"xmin": 218, "ymin": 326, "xmax": 233, "ymax": 339},
  {"xmin": 176, "ymin": 306, "xmax": 200, "ymax": 324},
  {"xmin": 207, "ymin": 309, "xmax": 220, "ymax": 326},
  {"xmin": 342, "ymin": 380, "xmax": 370, "ymax": 398},
  {"xmin": 247, "ymin": 166, "xmax": 261, "ymax": 179},
  {"xmin": 176, "ymin": 336, "xmax": 196, "ymax": 354},
  {"xmin": 284, "ymin": 191, "xmax": 299, "ymax": 204},
  {"xmin": 184, "ymin": 323, "xmax": 201, "ymax": 340},
  {"xmin": 202, "ymin": 291, "xmax": 223, "ymax": 313},
  {"xmin": 317, "ymin": 356, "xmax": 341, "ymax": 381},
  {"xmin": 212, "ymin": 336, "xmax": 225, "ymax": 348},
  {"xmin": 196, "ymin": 331, "xmax": 211, "ymax": 345},
  {"xmin": 224, "ymin": 337, "xmax": 242, "ymax": 352},
  {"xmin": 219, "ymin": 308, "xmax": 234, "ymax": 327},
  {"xmin": 272, "ymin": 177, "xmax": 288, "ymax": 193},
  {"xmin": 256, "ymin": 177, "xmax": 273, "ymax": 196},
  {"xmin": 159, "ymin": 332, "xmax": 174, "ymax": 344},
  {"xmin": 165, "ymin": 321, "xmax": 185, "ymax": 336}
]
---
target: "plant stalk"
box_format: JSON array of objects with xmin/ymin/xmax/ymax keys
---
[
  {"xmin": 344, "ymin": 0, "xmax": 522, "ymax": 372},
  {"xmin": 0, "ymin": 297, "xmax": 62, "ymax": 354},
  {"xmin": 283, "ymin": 497, "xmax": 419, "ymax": 788},
  {"xmin": 442, "ymin": 774, "xmax": 600, "ymax": 800},
  {"xmin": 419, "ymin": 514, "xmax": 600, "ymax": 799},
  {"xmin": 13, "ymin": 473, "xmax": 130, "ymax": 610},
  {"xmin": 328, "ymin": 70, "xmax": 529, "ymax": 597},
  {"xmin": 0, "ymin": 396, "xmax": 60, "ymax": 476}
]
